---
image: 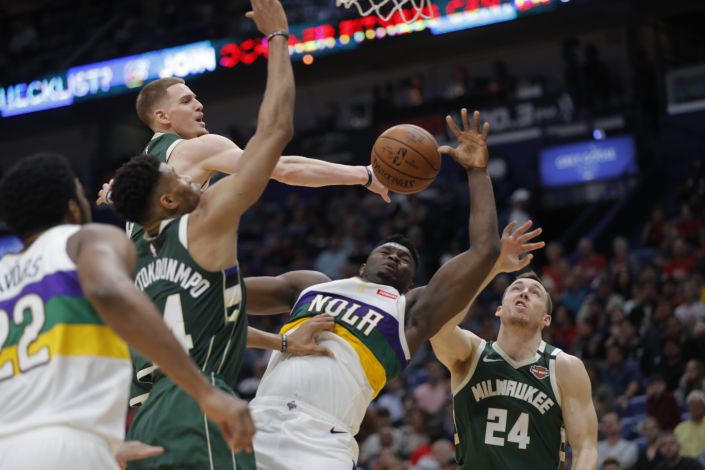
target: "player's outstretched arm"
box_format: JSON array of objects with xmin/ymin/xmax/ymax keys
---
[
  {"xmin": 431, "ymin": 220, "xmax": 544, "ymax": 371},
  {"xmin": 404, "ymin": 109, "xmax": 500, "ymax": 354},
  {"xmin": 557, "ymin": 354, "xmax": 598, "ymax": 470},
  {"xmin": 69, "ymin": 224, "xmax": 255, "ymax": 453},
  {"xmin": 192, "ymin": 0, "xmax": 293, "ymax": 234}
]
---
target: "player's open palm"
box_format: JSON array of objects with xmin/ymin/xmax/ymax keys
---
[
  {"xmin": 287, "ymin": 314, "xmax": 335, "ymax": 357},
  {"xmin": 496, "ymin": 220, "xmax": 545, "ymax": 274},
  {"xmin": 199, "ymin": 389, "xmax": 255, "ymax": 453},
  {"xmin": 438, "ymin": 109, "xmax": 490, "ymax": 170},
  {"xmin": 246, "ymin": 0, "xmax": 288, "ymax": 37}
]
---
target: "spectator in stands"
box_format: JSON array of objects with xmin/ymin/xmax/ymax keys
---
[
  {"xmin": 598, "ymin": 411, "xmax": 639, "ymax": 469},
  {"xmin": 663, "ymin": 238, "xmax": 695, "ymax": 282},
  {"xmin": 410, "ymin": 439, "xmax": 454, "ymax": 470},
  {"xmin": 636, "ymin": 416, "xmax": 664, "ymax": 470},
  {"xmin": 674, "ymin": 391, "xmax": 705, "ymax": 461},
  {"xmin": 603, "ymin": 457, "xmax": 624, "ymax": 470},
  {"xmin": 576, "ymin": 237, "xmax": 608, "ymax": 283},
  {"xmin": 543, "ymin": 241, "xmax": 568, "ymax": 295},
  {"xmin": 612, "ymin": 236, "xmax": 639, "ymax": 275},
  {"xmin": 643, "ymin": 207, "xmax": 667, "ymax": 248},
  {"xmin": 602, "ymin": 342, "xmax": 642, "ymax": 411},
  {"xmin": 674, "ymin": 281, "xmax": 705, "ymax": 330},
  {"xmin": 647, "ymin": 374, "xmax": 682, "ymax": 431},
  {"xmin": 676, "ymin": 360, "xmax": 705, "ymax": 407},
  {"xmin": 553, "ymin": 304, "xmax": 579, "ymax": 351},
  {"xmin": 656, "ymin": 431, "xmax": 704, "ymax": 470},
  {"xmin": 677, "ymin": 205, "xmax": 703, "ymax": 244},
  {"xmin": 507, "ymin": 188, "xmax": 531, "ymax": 227},
  {"xmin": 413, "ymin": 361, "xmax": 450, "ymax": 416},
  {"xmin": 657, "ymin": 336, "xmax": 688, "ymax": 391},
  {"xmin": 487, "ymin": 60, "xmax": 516, "ymax": 100}
]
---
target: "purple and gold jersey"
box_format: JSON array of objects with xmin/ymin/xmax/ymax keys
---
[
  {"xmin": 253, "ymin": 277, "xmax": 410, "ymax": 433},
  {"xmin": 0, "ymin": 225, "xmax": 131, "ymax": 451}
]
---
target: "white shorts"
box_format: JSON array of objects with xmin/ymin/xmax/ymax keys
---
[
  {"xmin": 0, "ymin": 425, "xmax": 118, "ymax": 470},
  {"xmin": 251, "ymin": 397, "xmax": 359, "ymax": 470}
]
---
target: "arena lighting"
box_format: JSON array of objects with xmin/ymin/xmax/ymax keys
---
[{"xmin": 0, "ymin": 0, "xmax": 570, "ymax": 118}]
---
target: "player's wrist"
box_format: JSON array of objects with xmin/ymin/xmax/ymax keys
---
[
  {"xmin": 267, "ymin": 30, "xmax": 289, "ymax": 42},
  {"xmin": 362, "ymin": 166, "xmax": 373, "ymax": 187}
]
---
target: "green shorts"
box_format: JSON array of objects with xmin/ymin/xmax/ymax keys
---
[{"xmin": 126, "ymin": 374, "xmax": 256, "ymax": 470}]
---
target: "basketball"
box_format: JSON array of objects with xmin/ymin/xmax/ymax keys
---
[{"xmin": 371, "ymin": 124, "xmax": 441, "ymax": 194}]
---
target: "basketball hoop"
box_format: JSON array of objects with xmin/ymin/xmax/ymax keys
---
[{"xmin": 336, "ymin": 0, "xmax": 434, "ymax": 23}]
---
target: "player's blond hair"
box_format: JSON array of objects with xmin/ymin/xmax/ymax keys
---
[{"xmin": 136, "ymin": 77, "xmax": 185, "ymax": 127}]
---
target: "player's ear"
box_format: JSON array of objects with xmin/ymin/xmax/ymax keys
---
[
  {"xmin": 359, "ymin": 263, "xmax": 366, "ymax": 276},
  {"xmin": 154, "ymin": 108, "xmax": 168, "ymax": 126},
  {"xmin": 543, "ymin": 314, "xmax": 552, "ymax": 327},
  {"xmin": 159, "ymin": 193, "xmax": 178, "ymax": 211},
  {"xmin": 495, "ymin": 305, "xmax": 502, "ymax": 317},
  {"xmin": 65, "ymin": 199, "xmax": 82, "ymax": 224}
]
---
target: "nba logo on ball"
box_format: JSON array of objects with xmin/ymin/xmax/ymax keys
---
[
  {"xmin": 530, "ymin": 365, "xmax": 549, "ymax": 380},
  {"xmin": 371, "ymin": 124, "xmax": 441, "ymax": 194}
]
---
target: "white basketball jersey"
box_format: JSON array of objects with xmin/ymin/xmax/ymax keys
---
[
  {"xmin": 253, "ymin": 277, "xmax": 411, "ymax": 433},
  {"xmin": 0, "ymin": 225, "xmax": 132, "ymax": 451}
]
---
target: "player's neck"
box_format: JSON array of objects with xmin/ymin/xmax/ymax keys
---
[{"xmin": 495, "ymin": 326, "xmax": 542, "ymax": 362}]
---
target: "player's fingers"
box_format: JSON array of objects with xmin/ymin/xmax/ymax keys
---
[
  {"xmin": 502, "ymin": 220, "xmax": 518, "ymax": 237},
  {"xmin": 481, "ymin": 121, "xmax": 490, "ymax": 140},
  {"xmin": 519, "ymin": 227, "xmax": 543, "ymax": 242},
  {"xmin": 381, "ymin": 188, "xmax": 391, "ymax": 203},
  {"xmin": 445, "ymin": 115, "xmax": 461, "ymax": 138},
  {"xmin": 460, "ymin": 108, "xmax": 470, "ymax": 131},
  {"xmin": 245, "ymin": 10, "xmax": 254, "ymax": 18},
  {"xmin": 473, "ymin": 110, "xmax": 480, "ymax": 133},
  {"xmin": 311, "ymin": 345, "xmax": 334, "ymax": 357},
  {"xmin": 239, "ymin": 410, "xmax": 256, "ymax": 453},
  {"xmin": 437, "ymin": 146, "xmax": 457, "ymax": 159},
  {"xmin": 522, "ymin": 242, "xmax": 545, "ymax": 253},
  {"xmin": 517, "ymin": 253, "xmax": 534, "ymax": 270},
  {"xmin": 512, "ymin": 219, "xmax": 533, "ymax": 236}
]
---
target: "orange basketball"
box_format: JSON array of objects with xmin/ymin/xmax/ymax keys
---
[{"xmin": 371, "ymin": 124, "xmax": 441, "ymax": 194}]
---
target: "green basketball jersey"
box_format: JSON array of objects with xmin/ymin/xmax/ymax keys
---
[
  {"xmin": 453, "ymin": 340, "xmax": 565, "ymax": 470},
  {"xmin": 129, "ymin": 215, "xmax": 247, "ymax": 401},
  {"xmin": 126, "ymin": 133, "xmax": 184, "ymax": 242}
]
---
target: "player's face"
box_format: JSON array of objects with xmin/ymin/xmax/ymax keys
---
[
  {"xmin": 498, "ymin": 278, "xmax": 550, "ymax": 329},
  {"xmin": 361, "ymin": 243, "xmax": 415, "ymax": 293},
  {"xmin": 159, "ymin": 163, "xmax": 201, "ymax": 215},
  {"xmin": 162, "ymin": 84, "xmax": 208, "ymax": 139}
]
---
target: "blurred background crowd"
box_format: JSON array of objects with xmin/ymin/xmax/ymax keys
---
[{"xmin": 2, "ymin": 0, "xmax": 705, "ymax": 469}]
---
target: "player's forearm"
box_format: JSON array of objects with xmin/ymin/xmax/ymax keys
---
[
  {"xmin": 246, "ymin": 327, "xmax": 283, "ymax": 350},
  {"xmin": 256, "ymin": 35, "xmax": 294, "ymax": 138},
  {"xmin": 273, "ymin": 156, "xmax": 368, "ymax": 187},
  {"xmin": 467, "ymin": 168, "xmax": 500, "ymax": 257},
  {"xmin": 91, "ymin": 286, "xmax": 213, "ymax": 403}
]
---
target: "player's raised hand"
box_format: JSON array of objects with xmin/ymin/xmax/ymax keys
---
[
  {"xmin": 438, "ymin": 109, "xmax": 490, "ymax": 170},
  {"xmin": 365, "ymin": 165, "xmax": 392, "ymax": 203},
  {"xmin": 96, "ymin": 179, "xmax": 113, "ymax": 206},
  {"xmin": 199, "ymin": 390, "xmax": 255, "ymax": 453},
  {"xmin": 286, "ymin": 314, "xmax": 335, "ymax": 357},
  {"xmin": 246, "ymin": 0, "xmax": 289, "ymax": 37},
  {"xmin": 495, "ymin": 220, "xmax": 545, "ymax": 274}
]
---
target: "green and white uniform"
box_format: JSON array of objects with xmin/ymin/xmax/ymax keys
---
[
  {"xmin": 126, "ymin": 215, "xmax": 253, "ymax": 470},
  {"xmin": 452, "ymin": 340, "xmax": 565, "ymax": 470}
]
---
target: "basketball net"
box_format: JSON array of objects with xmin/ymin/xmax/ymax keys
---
[{"xmin": 336, "ymin": 0, "xmax": 434, "ymax": 23}]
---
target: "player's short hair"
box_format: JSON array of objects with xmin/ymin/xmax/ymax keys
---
[
  {"xmin": 513, "ymin": 271, "xmax": 553, "ymax": 315},
  {"xmin": 136, "ymin": 77, "xmax": 185, "ymax": 127},
  {"xmin": 374, "ymin": 234, "xmax": 420, "ymax": 268},
  {"xmin": 0, "ymin": 153, "xmax": 77, "ymax": 238},
  {"xmin": 110, "ymin": 154, "xmax": 162, "ymax": 224}
]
